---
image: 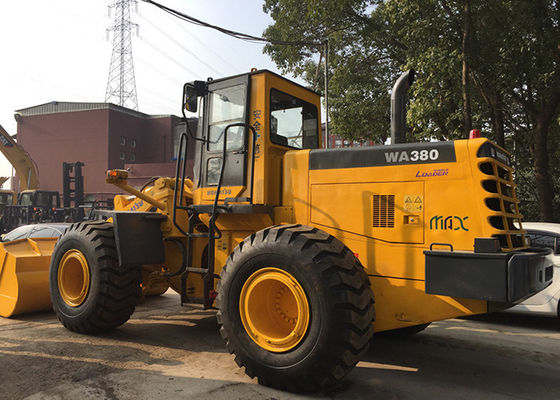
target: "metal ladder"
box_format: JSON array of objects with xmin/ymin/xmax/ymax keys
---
[{"xmin": 171, "ymin": 123, "xmax": 257, "ymax": 308}]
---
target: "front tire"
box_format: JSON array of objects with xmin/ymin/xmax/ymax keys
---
[
  {"xmin": 49, "ymin": 221, "xmax": 141, "ymax": 333},
  {"xmin": 217, "ymin": 225, "xmax": 375, "ymax": 392}
]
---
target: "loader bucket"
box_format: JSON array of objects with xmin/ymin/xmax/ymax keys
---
[{"xmin": 0, "ymin": 237, "xmax": 57, "ymax": 317}]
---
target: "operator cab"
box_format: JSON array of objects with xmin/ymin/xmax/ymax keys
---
[
  {"xmin": 0, "ymin": 191, "xmax": 14, "ymax": 207},
  {"xmin": 18, "ymin": 190, "xmax": 60, "ymax": 208},
  {"xmin": 183, "ymin": 70, "xmax": 322, "ymax": 207}
]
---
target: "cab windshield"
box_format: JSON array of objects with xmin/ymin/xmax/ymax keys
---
[
  {"xmin": 19, "ymin": 192, "xmax": 58, "ymax": 207},
  {"xmin": 19, "ymin": 193, "xmax": 33, "ymax": 206},
  {"xmin": 35, "ymin": 192, "xmax": 58, "ymax": 208}
]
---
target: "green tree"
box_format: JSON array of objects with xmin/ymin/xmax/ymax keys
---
[
  {"xmin": 471, "ymin": 1, "xmax": 560, "ymax": 220},
  {"xmin": 263, "ymin": 0, "xmax": 398, "ymax": 140},
  {"xmin": 263, "ymin": 0, "xmax": 560, "ymax": 221}
]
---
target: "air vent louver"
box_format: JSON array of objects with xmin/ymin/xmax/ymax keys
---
[{"xmin": 373, "ymin": 195, "xmax": 395, "ymax": 228}]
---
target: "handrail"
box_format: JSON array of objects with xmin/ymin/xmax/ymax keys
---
[
  {"xmin": 211, "ymin": 122, "xmax": 257, "ymax": 206},
  {"xmin": 170, "ymin": 121, "xmax": 258, "ymax": 309},
  {"xmin": 172, "ymin": 132, "xmax": 190, "ymax": 237}
]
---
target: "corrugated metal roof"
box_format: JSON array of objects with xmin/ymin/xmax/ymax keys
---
[{"xmin": 15, "ymin": 101, "xmax": 177, "ymax": 119}]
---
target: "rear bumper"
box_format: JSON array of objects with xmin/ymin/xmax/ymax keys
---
[{"xmin": 424, "ymin": 247, "xmax": 553, "ymax": 303}]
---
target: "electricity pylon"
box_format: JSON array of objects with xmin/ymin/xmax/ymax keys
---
[{"xmin": 105, "ymin": 0, "xmax": 139, "ymax": 110}]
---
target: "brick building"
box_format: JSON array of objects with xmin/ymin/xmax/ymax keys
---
[
  {"xmin": 327, "ymin": 134, "xmax": 377, "ymax": 148},
  {"xmin": 14, "ymin": 102, "xmax": 196, "ymax": 201},
  {"xmin": 322, "ymin": 123, "xmax": 377, "ymax": 148}
]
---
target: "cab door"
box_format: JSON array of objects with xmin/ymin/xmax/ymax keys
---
[{"xmin": 200, "ymin": 75, "xmax": 250, "ymax": 200}]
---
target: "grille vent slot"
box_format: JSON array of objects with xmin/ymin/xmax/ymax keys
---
[
  {"xmin": 478, "ymin": 160, "xmax": 525, "ymax": 249},
  {"xmin": 373, "ymin": 195, "xmax": 395, "ymax": 228}
]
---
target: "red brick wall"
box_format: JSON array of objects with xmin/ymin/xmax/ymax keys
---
[
  {"xmin": 145, "ymin": 117, "xmax": 173, "ymax": 163},
  {"xmin": 16, "ymin": 108, "xmax": 179, "ymax": 200},
  {"xmin": 108, "ymin": 111, "xmax": 147, "ymax": 170},
  {"xmin": 108, "ymin": 114, "xmax": 175, "ymax": 168},
  {"xmin": 16, "ymin": 109, "xmax": 109, "ymax": 194}
]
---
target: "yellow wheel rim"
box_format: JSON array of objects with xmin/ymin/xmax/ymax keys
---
[
  {"xmin": 58, "ymin": 249, "xmax": 90, "ymax": 307},
  {"xmin": 239, "ymin": 267, "xmax": 310, "ymax": 352}
]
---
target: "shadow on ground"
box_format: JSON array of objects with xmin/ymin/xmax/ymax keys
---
[
  {"xmin": 464, "ymin": 312, "xmax": 560, "ymax": 331},
  {"xmin": 2, "ymin": 293, "xmax": 560, "ymax": 400},
  {"xmin": 337, "ymin": 320, "xmax": 560, "ymax": 399}
]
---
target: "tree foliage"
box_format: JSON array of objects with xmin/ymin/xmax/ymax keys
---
[{"xmin": 263, "ymin": 0, "xmax": 560, "ymax": 221}]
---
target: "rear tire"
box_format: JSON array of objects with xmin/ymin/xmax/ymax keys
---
[
  {"xmin": 49, "ymin": 221, "xmax": 141, "ymax": 333},
  {"xmin": 217, "ymin": 224, "xmax": 375, "ymax": 392}
]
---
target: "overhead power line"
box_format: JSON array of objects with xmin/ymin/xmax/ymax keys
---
[
  {"xmin": 140, "ymin": 15, "xmax": 223, "ymax": 76},
  {"xmin": 140, "ymin": 0, "xmax": 322, "ymax": 47},
  {"xmin": 168, "ymin": 17, "xmax": 241, "ymax": 72},
  {"xmin": 139, "ymin": 0, "xmax": 331, "ymax": 147},
  {"xmin": 140, "ymin": 35, "xmax": 198, "ymax": 76}
]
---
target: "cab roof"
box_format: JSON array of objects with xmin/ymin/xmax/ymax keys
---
[{"xmin": 201, "ymin": 69, "xmax": 320, "ymax": 96}]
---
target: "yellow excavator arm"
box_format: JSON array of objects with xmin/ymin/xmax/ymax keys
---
[{"xmin": 0, "ymin": 123, "xmax": 39, "ymax": 191}]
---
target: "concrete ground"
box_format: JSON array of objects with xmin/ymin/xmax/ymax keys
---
[{"xmin": 1, "ymin": 292, "xmax": 559, "ymax": 400}]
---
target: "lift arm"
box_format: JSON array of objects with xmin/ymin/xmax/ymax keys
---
[
  {"xmin": 0, "ymin": 123, "xmax": 39, "ymax": 190},
  {"xmin": 106, "ymin": 169, "xmax": 167, "ymax": 210}
]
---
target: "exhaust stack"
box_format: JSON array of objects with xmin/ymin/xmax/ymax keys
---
[{"xmin": 390, "ymin": 69, "xmax": 415, "ymax": 144}]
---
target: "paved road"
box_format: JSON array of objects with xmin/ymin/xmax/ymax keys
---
[{"xmin": 1, "ymin": 292, "xmax": 559, "ymax": 399}]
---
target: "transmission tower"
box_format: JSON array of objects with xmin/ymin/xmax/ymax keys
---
[{"xmin": 105, "ymin": 0, "xmax": 139, "ymax": 110}]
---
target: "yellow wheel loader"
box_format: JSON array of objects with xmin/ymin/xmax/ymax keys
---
[
  {"xmin": 0, "ymin": 178, "xmax": 167, "ymax": 319},
  {"xmin": 46, "ymin": 70, "xmax": 552, "ymax": 392}
]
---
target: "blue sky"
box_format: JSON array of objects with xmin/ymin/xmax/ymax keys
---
[{"xmin": 0, "ymin": 0, "xmax": 300, "ymax": 180}]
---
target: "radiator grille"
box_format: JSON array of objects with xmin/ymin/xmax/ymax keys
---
[
  {"xmin": 373, "ymin": 195, "xmax": 395, "ymax": 228},
  {"xmin": 478, "ymin": 160, "xmax": 526, "ymax": 250}
]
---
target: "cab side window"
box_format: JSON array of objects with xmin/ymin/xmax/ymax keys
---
[
  {"xmin": 0, "ymin": 193, "xmax": 12, "ymax": 204},
  {"xmin": 270, "ymin": 89, "xmax": 318, "ymax": 149}
]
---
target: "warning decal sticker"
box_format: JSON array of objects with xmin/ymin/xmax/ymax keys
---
[{"xmin": 404, "ymin": 195, "xmax": 423, "ymax": 212}]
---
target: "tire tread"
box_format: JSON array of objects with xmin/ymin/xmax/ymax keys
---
[
  {"xmin": 51, "ymin": 221, "xmax": 141, "ymax": 334},
  {"xmin": 217, "ymin": 224, "xmax": 375, "ymax": 392}
]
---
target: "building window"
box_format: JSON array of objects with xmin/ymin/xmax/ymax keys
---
[
  {"xmin": 120, "ymin": 136, "xmax": 126, "ymax": 146},
  {"xmin": 131, "ymin": 139, "xmax": 136, "ymax": 148},
  {"xmin": 130, "ymin": 153, "xmax": 136, "ymax": 162},
  {"xmin": 119, "ymin": 151, "xmax": 125, "ymax": 160}
]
